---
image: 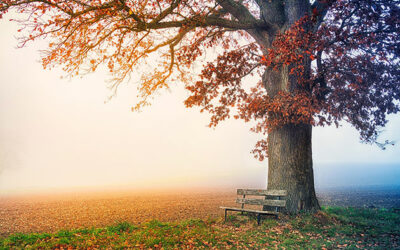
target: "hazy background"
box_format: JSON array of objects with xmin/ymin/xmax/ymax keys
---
[{"xmin": 1, "ymin": 17, "xmax": 399, "ymax": 194}]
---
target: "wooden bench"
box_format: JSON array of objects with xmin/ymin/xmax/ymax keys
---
[{"xmin": 220, "ymin": 189, "xmax": 287, "ymax": 225}]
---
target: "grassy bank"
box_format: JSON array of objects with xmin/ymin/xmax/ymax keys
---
[{"xmin": 1, "ymin": 207, "xmax": 399, "ymax": 249}]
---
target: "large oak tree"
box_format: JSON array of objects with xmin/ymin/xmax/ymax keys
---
[{"xmin": 1, "ymin": 0, "xmax": 399, "ymax": 213}]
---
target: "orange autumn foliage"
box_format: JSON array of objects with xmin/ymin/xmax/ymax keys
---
[{"xmin": 1, "ymin": 0, "xmax": 399, "ymax": 160}]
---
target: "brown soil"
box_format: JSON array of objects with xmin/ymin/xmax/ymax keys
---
[
  {"xmin": 1, "ymin": 186, "xmax": 399, "ymax": 237},
  {"xmin": 0, "ymin": 189, "xmax": 236, "ymax": 237}
]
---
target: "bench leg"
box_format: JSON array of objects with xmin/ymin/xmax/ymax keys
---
[
  {"xmin": 224, "ymin": 209, "xmax": 227, "ymax": 222},
  {"xmin": 257, "ymin": 214, "xmax": 261, "ymax": 226}
]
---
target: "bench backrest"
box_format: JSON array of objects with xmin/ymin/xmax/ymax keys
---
[{"xmin": 236, "ymin": 189, "xmax": 287, "ymax": 209}]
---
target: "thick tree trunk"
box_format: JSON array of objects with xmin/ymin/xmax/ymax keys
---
[
  {"xmin": 267, "ymin": 123, "xmax": 320, "ymax": 213},
  {"xmin": 255, "ymin": 0, "xmax": 320, "ymax": 214},
  {"xmin": 262, "ymin": 68, "xmax": 320, "ymax": 214}
]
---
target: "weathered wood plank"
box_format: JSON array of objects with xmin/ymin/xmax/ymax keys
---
[
  {"xmin": 219, "ymin": 206, "xmax": 279, "ymax": 215},
  {"xmin": 237, "ymin": 189, "xmax": 287, "ymax": 196},
  {"xmin": 236, "ymin": 198, "xmax": 286, "ymax": 207}
]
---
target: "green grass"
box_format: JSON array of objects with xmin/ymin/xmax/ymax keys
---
[{"xmin": 1, "ymin": 207, "xmax": 399, "ymax": 249}]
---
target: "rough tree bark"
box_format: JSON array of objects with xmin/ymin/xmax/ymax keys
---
[
  {"xmin": 267, "ymin": 123, "xmax": 320, "ymax": 213},
  {"xmin": 259, "ymin": 0, "xmax": 320, "ymax": 213},
  {"xmin": 262, "ymin": 67, "xmax": 320, "ymax": 213}
]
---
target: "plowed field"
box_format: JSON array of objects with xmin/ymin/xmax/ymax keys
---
[
  {"xmin": 0, "ymin": 190, "xmax": 236, "ymax": 237},
  {"xmin": 2, "ymin": 187, "xmax": 399, "ymax": 237}
]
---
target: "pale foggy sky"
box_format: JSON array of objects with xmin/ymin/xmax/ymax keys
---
[{"xmin": 0, "ymin": 17, "xmax": 399, "ymax": 194}]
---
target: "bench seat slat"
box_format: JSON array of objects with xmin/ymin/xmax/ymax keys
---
[
  {"xmin": 236, "ymin": 198, "xmax": 286, "ymax": 207},
  {"xmin": 219, "ymin": 206, "xmax": 279, "ymax": 215},
  {"xmin": 237, "ymin": 189, "xmax": 287, "ymax": 196}
]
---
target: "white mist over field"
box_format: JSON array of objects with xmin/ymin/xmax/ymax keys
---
[{"xmin": 0, "ymin": 16, "xmax": 399, "ymax": 194}]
